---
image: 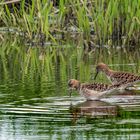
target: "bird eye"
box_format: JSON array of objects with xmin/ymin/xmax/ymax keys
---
[{"xmin": 68, "ymin": 82, "xmax": 72, "ymax": 87}]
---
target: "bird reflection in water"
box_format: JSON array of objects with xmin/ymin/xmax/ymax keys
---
[{"xmin": 69, "ymin": 100, "xmax": 119, "ymax": 123}]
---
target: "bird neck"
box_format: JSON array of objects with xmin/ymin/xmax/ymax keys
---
[
  {"xmin": 76, "ymin": 83, "xmax": 81, "ymax": 91},
  {"xmin": 104, "ymin": 68, "xmax": 114, "ymax": 76}
]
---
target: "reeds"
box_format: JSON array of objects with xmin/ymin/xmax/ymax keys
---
[{"xmin": 1, "ymin": 0, "xmax": 140, "ymax": 46}]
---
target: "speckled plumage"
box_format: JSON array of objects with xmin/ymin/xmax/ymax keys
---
[
  {"xmin": 94, "ymin": 63, "xmax": 140, "ymax": 87},
  {"xmin": 68, "ymin": 79, "xmax": 120, "ymax": 100}
]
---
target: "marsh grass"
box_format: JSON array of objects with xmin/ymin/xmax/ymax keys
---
[
  {"xmin": 1, "ymin": 0, "xmax": 140, "ymax": 78},
  {"xmin": 1, "ymin": 0, "xmax": 140, "ymax": 46}
]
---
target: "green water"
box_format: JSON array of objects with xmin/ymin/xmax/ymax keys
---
[{"xmin": 0, "ymin": 44, "xmax": 139, "ymax": 140}]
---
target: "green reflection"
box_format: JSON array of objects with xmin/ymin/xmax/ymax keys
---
[{"xmin": 0, "ymin": 42, "xmax": 139, "ymax": 139}]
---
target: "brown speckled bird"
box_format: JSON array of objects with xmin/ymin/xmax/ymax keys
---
[
  {"xmin": 94, "ymin": 63, "xmax": 140, "ymax": 88},
  {"xmin": 68, "ymin": 79, "xmax": 120, "ymax": 100}
]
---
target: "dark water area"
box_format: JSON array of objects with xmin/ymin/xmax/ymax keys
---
[{"xmin": 0, "ymin": 45, "xmax": 139, "ymax": 140}]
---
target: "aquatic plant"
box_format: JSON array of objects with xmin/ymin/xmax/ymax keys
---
[{"xmin": 1, "ymin": 0, "xmax": 140, "ymax": 46}]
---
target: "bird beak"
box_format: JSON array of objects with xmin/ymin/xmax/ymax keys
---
[
  {"xmin": 69, "ymin": 90, "xmax": 72, "ymax": 97},
  {"xmin": 94, "ymin": 71, "xmax": 99, "ymax": 80},
  {"xmin": 68, "ymin": 88, "xmax": 72, "ymax": 97}
]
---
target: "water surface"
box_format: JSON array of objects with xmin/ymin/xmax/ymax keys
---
[{"xmin": 0, "ymin": 46, "xmax": 140, "ymax": 140}]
